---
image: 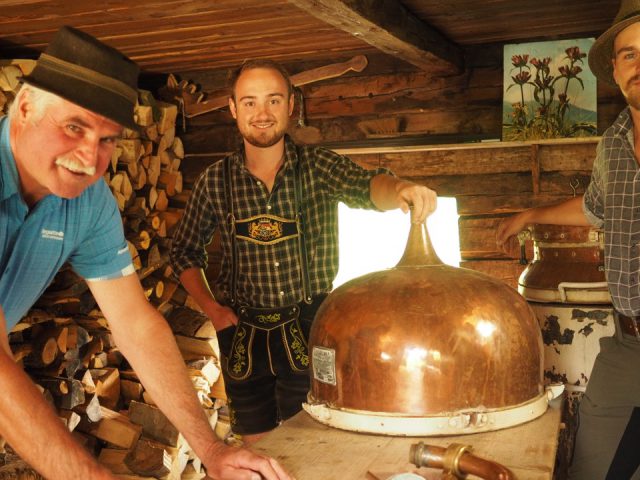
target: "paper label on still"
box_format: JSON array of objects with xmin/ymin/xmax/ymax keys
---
[{"xmin": 312, "ymin": 346, "xmax": 336, "ymax": 385}]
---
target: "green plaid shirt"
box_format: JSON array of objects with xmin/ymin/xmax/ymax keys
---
[
  {"xmin": 171, "ymin": 136, "xmax": 390, "ymax": 308},
  {"xmin": 584, "ymin": 107, "xmax": 640, "ymax": 316}
]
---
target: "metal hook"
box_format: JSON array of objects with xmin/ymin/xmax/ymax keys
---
[{"xmin": 570, "ymin": 177, "xmax": 580, "ymax": 197}]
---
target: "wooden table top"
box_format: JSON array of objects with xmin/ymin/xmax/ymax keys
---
[{"xmin": 253, "ymin": 400, "xmax": 562, "ymax": 480}]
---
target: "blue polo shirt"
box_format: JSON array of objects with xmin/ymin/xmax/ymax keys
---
[{"xmin": 0, "ymin": 116, "xmax": 134, "ymax": 329}]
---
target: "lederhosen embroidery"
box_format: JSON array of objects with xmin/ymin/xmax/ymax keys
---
[
  {"xmin": 234, "ymin": 214, "xmax": 298, "ymax": 245},
  {"xmin": 222, "ymin": 149, "xmax": 313, "ymax": 380}
]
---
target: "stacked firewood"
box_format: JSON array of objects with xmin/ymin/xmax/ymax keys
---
[
  {"xmin": 0, "ymin": 77, "xmax": 229, "ymax": 479},
  {"xmin": 7, "ymin": 306, "xmax": 225, "ymax": 479},
  {"xmin": 0, "ymin": 60, "xmax": 35, "ymax": 115}
]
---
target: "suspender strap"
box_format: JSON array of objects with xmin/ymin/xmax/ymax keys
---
[
  {"xmin": 223, "ymin": 147, "xmax": 313, "ymax": 306},
  {"xmin": 223, "ymin": 156, "xmax": 239, "ymax": 306},
  {"xmin": 295, "ymin": 146, "xmax": 313, "ymax": 304}
]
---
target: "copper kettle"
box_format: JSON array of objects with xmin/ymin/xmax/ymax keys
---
[{"xmin": 304, "ymin": 220, "xmax": 561, "ymax": 436}]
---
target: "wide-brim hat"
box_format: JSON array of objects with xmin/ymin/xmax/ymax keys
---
[
  {"xmin": 21, "ymin": 26, "xmax": 139, "ymax": 129},
  {"xmin": 589, "ymin": 0, "xmax": 640, "ymax": 87}
]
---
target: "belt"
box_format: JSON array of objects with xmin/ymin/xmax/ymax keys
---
[{"xmin": 617, "ymin": 312, "xmax": 640, "ymax": 339}]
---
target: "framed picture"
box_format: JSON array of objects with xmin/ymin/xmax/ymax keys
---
[{"xmin": 503, "ymin": 38, "xmax": 597, "ymax": 141}]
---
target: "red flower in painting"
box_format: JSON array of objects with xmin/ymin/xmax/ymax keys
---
[
  {"xmin": 511, "ymin": 54, "xmax": 529, "ymax": 67},
  {"xmin": 512, "ymin": 71, "xmax": 531, "ymax": 85}
]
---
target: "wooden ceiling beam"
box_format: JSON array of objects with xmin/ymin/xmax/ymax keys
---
[{"xmin": 288, "ymin": 0, "xmax": 464, "ymax": 74}]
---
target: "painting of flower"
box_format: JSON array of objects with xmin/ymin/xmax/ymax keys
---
[{"xmin": 503, "ymin": 38, "xmax": 597, "ymax": 141}]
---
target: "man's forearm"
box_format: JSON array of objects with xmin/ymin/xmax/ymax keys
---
[
  {"xmin": 109, "ymin": 302, "xmax": 225, "ymax": 462},
  {"xmin": 178, "ymin": 267, "xmax": 237, "ymax": 331},
  {"xmin": 89, "ymin": 276, "xmax": 226, "ymax": 466},
  {"xmin": 0, "ymin": 349, "xmax": 113, "ymax": 479},
  {"xmin": 369, "ymin": 174, "xmax": 410, "ymax": 211},
  {"xmin": 521, "ymin": 196, "xmax": 590, "ymax": 226},
  {"xmin": 179, "ymin": 267, "xmax": 219, "ymax": 314},
  {"xmin": 91, "ymin": 276, "xmax": 291, "ymax": 479}
]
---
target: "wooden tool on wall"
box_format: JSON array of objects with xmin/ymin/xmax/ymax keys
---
[{"xmin": 185, "ymin": 54, "xmax": 368, "ymax": 118}]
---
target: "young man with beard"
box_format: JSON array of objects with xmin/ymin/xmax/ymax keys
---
[
  {"xmin": 0, "ymin": 27, "xmax": 291, "ymax": 480},
  {"xmin": 497, "ymin": 1, "xmax": 640, "ymax": 477},
  {"xmin": 171, "ymin": 59, "xmax": 437, "ymax": 443}
]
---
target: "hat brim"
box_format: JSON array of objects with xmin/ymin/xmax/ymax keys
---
[
  {"xmin": 21, "ymin": 66, "xmax": 138, "ymax": 130},
  {"xmin": 589, "ymin": 15, "xmax": 640, "ymax": 87}
]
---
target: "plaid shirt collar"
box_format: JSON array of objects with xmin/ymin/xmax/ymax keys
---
[
  {"xmin": 612, "ymin": 107, "xmax": 634, "ymax": 146},
  {"xmin": 230, "ymin": 134, "xmax": 300, "ymax": 177}
]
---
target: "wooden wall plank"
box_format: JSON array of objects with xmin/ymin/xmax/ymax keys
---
[
  {"xmin": 461, "ymin": 259, "xmax": 525, "ymax": 290},
  {"xmin": 458, "ymin": 216, "xmax": 534, "ymax": 260}
]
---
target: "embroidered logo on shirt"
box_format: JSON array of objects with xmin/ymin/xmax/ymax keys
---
[
  {"xmin": 249, "ymin": 217, "xmax": 283, "ymax": 241},
  {"xmin": 41, "ymin": 229, "xmax": 64, "ymax": 241}
]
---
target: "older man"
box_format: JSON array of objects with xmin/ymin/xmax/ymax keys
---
[
  {"xmin": 497, "ymin": 1, "xmax": 640, "ymax": 477},
  {"xmin": 0, "ymin": 26, "xmax": 290, "ymax": 480}
]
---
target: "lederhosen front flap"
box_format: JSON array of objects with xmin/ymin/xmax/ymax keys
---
[{"xmin": 227, "ymin": 305, "xmax": 309, "ymax": 380}]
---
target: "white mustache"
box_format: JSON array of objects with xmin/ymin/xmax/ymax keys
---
[{"xmin": 55, "ymin": 156, "xmax": 96, "ymax": 176}]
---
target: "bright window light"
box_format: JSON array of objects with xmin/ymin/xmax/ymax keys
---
[{"xmin": 333, "ymin": 197, "xmax": 461, "ymax": 288}]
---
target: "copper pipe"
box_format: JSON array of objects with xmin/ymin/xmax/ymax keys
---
[{"xmin": 410, "ymin": 442, "xmax": 514, "ymax": 480}]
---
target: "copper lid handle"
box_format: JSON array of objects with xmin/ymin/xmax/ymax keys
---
[{"xmin": 396, "ymin": 220, "xmax": 443, "ymax": 267}]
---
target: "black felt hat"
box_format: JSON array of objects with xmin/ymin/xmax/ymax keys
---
[
  {"xmin": 589, "ymin": 0, "xmax": 640, "ymax": 87},
  {"xmin": 21, "ymin": 26, "xmax": 139, "ymax": 129}
]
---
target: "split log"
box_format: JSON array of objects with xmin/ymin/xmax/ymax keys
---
[
  {"xmin": 146, "ymin": 156, "xmax": 161, "ymax": 187},
  {"xmin": 144, "ymin": 124, "xmax": 159, "ymax": 142},
  {"xmin": 98, "ymin": 448, "xmax": 134, "ymax": 475},
  {"xmin": 156, "ymin": 209, "xmax": 183, "ymax": 233},
  {"xmin": 36, "ymin": 377, "xmax": 85, "ymax": 410},
  {"xmin": 157, "ymin": 127, "xmax": 176, "ymax": 155},
  {"xmin": 121, "ymin": 379, "xmax": 144, "ymax": 406},
  {"xmin": 173, "ymin": 335, "xmax": 220, "ymax": 361},
  {"xmin": 134, "ymin": 105, "xmax": 154, "ymax": 127},
  {"xmin": 81, "ymin": 337, "xmax": 104, "ymax": 368},
  {"xmin": 66, "ymin": 325, "xmax": 91, "ymax": 350},
  {"xmin": 156, "ymin": 102, "xmax": 178, "ymax": 135},
  {"xmin": 117, "ymin": 139, "xmax": 143, "ymax": 165},
  {"xmin": 90, "ymin": 368, "xmax": 121, "ymax": 410},
  {"xmin": 187, "ymin": 358, "xmax": 221, "ymax": 386},
  {"xmin": 11, "ymin": 344, "xmax": 32, "ymax": 364},
  {"xmin": 23, "ymin": 336, "xmax": 58, "ymax": 368},
  {"xmin": 141, "ymin": 276, "xmax": 164, "ymax": 301},
  {"xmin": 171, "ymin": 137, "xmax": 184, "ymax": 159},
  {"xmin": 166, "ymin": 307, "xmax": 215, "ymax": 339},
  {"xmin": 128, "ymin": 401, "xmax": 184, "ymax": 448},
  {"xmin": 132, "ymin": 230, "xmax": 152, "ymax": 251},
  {"xmin": 155, "ymin": 189, "xmax": 169, "ymax": 212},
  {"xmin": 78, "ymin": 407, "xmax": 142, "ymax": 449},
  {"xmin": 58, "ymin": 409, "xmax": 82, "ymax": 432},
  {"xmin": 157, "ymin": 171, "xmax": 182, "ymax": 197},
  {"xmin": 124, "ymin": 439, "xmax": 174, "ymax": 478},
  {"xmin": 74, "ymin": 393, "xmax": 103, "ymax": 423}
]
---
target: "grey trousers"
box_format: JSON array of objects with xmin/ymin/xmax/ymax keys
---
[{"xmin": 569, "ymin": 315, "xmax": 640, "ymax": 480}]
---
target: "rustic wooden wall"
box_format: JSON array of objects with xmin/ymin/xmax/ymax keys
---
[{"xmin": 173, "ymin": 45, "xmax": 626, "ymax": 289}]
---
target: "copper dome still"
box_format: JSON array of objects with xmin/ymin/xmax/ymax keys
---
[{"xmin": 304, "ymin": 220, "xmax": 562, "ymax": 436}]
